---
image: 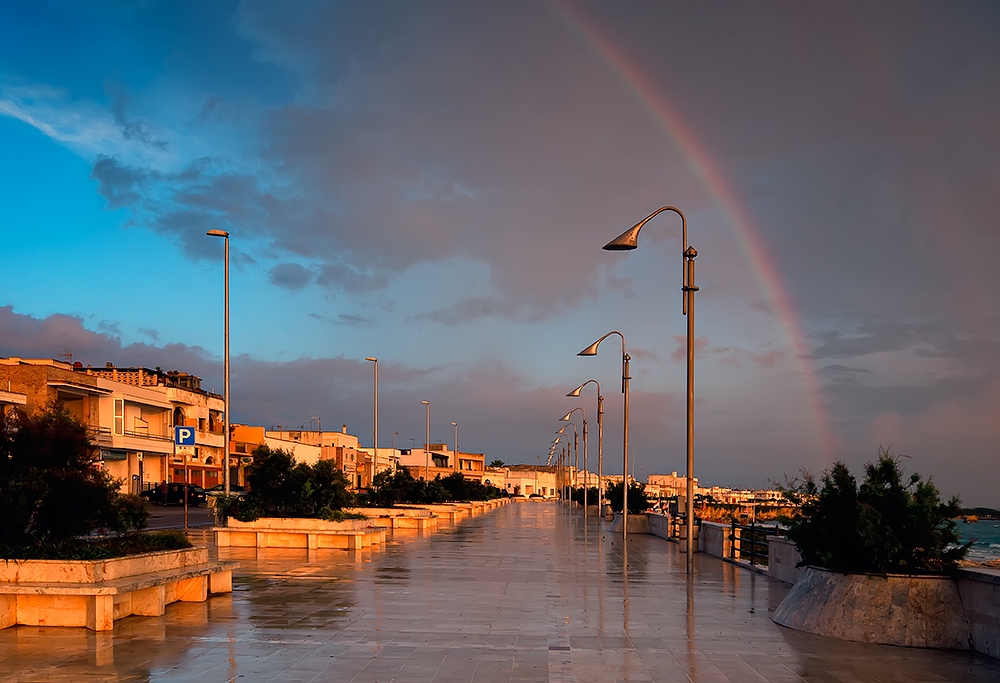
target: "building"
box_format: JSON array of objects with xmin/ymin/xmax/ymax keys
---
[
  {"xmin": 265, "ymin": 426, "xmax": 366, "ymax": 489},
  {"xmin": 397, "ymin": 444, "xmax": 485, "ymax": 483},
  {"xmin": 0, "ymin": 358, "xmax": 225, "ymax": 493},
  {"xmin": 493, "ymin": 465, "xmax": 559, "ymax": 498}
]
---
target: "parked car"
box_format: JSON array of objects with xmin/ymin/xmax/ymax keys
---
[
  {"xmin": 140, "ymin": 483, "xmax": 207, "ymax": 507},
  {"xmin": 206, "ymin": 484, "xmax": 247, "ymax": 498}
]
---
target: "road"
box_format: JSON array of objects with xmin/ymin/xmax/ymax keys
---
[{"xmin": 144, "ymin": 501, "xmax": 216, "ymax": 530}]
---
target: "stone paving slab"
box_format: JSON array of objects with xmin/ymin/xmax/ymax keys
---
[{"xmin": 2, "ymin": 502, "xmax": 1000, "ymax": 681}]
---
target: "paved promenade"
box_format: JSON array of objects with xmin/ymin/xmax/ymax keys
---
[{"xmin": 3, "ymin": 502, "xmax": 1000, "ymax": 682}]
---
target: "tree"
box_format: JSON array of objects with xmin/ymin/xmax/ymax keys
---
[
  {"xmin": 0, "ymin": 405, "xmax": 147, "ymax": 545},
  {"xmin": 782, "ymin": 448, "xmax": 967, "ymax": 574},
  {"xmin": 605, "ymin": 481, "xmax": 650, "ymax": 514},
  {"xmin": 489, "ymin": 459, "xmax": 505, "ymax": 468},
  {"xmin": 238, "ymin": 445, "xmax": 355, "ymax": 519}
]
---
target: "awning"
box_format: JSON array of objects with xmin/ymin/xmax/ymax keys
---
[{"xmin": 46, "ymin": 381, "xmax": 113, "ymax": 396}]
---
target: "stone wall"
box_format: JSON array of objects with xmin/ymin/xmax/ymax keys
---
[
  {"xmin": 957, "ymin": 567, "xmax": 1000, "ymax": 660},
  {"xmin": 768, "ymin": 536, "xmax": 805, "ymax": 585},
  {"xmin": 700, "ymin": 522, "xmax": 729, "ymax": 559}
]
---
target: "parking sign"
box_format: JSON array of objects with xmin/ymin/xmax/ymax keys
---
[{"xmin": 174, "ymin": 426, "xmax": 196, "ymax": 446}]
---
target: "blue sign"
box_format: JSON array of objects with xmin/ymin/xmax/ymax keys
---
[{"xmin": 174, "ymin": 426, "xmax": 196, "ymax": 446}]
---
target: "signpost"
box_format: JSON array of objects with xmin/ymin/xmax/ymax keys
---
[{"xmin": 175, "ymin": 426, "xmax": 195, "ymax": 532}]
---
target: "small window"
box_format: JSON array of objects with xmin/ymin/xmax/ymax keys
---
[{"xmin": 114, "ymin": 398, "xmax": 124, "ymax": 436}]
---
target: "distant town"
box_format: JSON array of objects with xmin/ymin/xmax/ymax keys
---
[{"xmin": 0, "ymin": 356, "xmax": 785, "ymax": 514}]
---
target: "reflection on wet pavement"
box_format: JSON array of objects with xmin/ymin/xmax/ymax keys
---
[{"xmin": 2, "ymin": 502, "xmax": 999, "ymax": 682}]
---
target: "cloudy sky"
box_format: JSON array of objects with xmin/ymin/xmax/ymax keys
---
[{"xmin": 2, "ymin": 1, "xmax": 998, "ymax": 504}]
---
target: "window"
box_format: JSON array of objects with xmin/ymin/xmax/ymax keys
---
[{"xmin": 114, "ymin": 398, "xmax": 124, "ymax": 436}]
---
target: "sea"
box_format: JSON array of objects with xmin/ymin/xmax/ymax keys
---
[{"xmin": 956, "ymin": 519, "xmax": 1000, "ymax": 563}]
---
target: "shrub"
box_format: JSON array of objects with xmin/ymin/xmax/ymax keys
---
[
  {"xmin": 571, "ymin": 486, "xmax": 601, "ymax": 506},
  {"xmin": 781, "ymin": 448, "xmax": 968, "ymax": 574},
  {"xmin": 606, "ymin": 481, "xmax": 650, "ymax": 514},
  {"xmin": 241, "ymin": 445, "xmax": 356, "ymax": 518},
  {"xmin": 0, "ymin": 405, "xmax": 143, "ymax": 545}
]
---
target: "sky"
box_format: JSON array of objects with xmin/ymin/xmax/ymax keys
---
[{"xmin": 2, "ymin": 1, "xmax": 999, "ymax": 505}]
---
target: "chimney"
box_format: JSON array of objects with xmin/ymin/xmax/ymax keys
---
[{"xmin": 342, "ymin": 424, "xmax": 347, "ymax": 434}]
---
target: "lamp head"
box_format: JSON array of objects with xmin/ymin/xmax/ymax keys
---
[
  {"xmin": 560, "ymin": 411, "xmax": 572, "ymax": 421},
  {"xmin": 566, "ymin": 385, "xmax": 583, "ymax": 397},
  {"xmin": 365, "ymin": 357, "xmax": 377, "ymax": 362},
  {"xmin": 206, "ymin": 229, "xmax": 229, "ymax": 238},
  {"xmin": 578, "ymin": 340, "xmax": 601, "ymax": 356},
  {"xmin": 421, "ymin": 400, "xmax": 429, "ymax": 406},
  {"xmin": 555, "ymin": 426, "xmax": 567, "ymax": 434},
  {"xmin": 602, "ymin": 223, "xmax": 641, "ymax": 251},
  {"xmin": 451, "ymin": 421, "xmax": 457, "ymax": 426}
]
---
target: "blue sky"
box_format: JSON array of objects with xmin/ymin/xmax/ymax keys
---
[{"xmin": 2, "ymin": 1, "xmax": 1000, "ymax": 505}]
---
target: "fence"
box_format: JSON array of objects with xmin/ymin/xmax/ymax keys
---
[{"xmin": 730, "ymin": 521, "xmax": 782, "ymax": 567}]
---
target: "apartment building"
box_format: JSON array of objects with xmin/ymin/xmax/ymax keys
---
[
  {"xmin": 0, "ymin": 358, "xmax": 226, "ymax": 493},
  {"xmin": 266, "ymin": 427, "xmax": 364, "ymax": 488}
]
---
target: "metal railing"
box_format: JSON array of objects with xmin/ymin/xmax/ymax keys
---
[{"xmin": 729, "ymin": 521, "xmax": 781, "ymax": 567}]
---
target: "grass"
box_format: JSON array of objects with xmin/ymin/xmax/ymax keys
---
[{"xmin": 0, "ymin": 531, "xmax": 193, "ymax": 561}]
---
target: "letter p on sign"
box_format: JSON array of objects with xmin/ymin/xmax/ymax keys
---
[{"xmin": 175, "ymin": 426, "xmax": 196, "ymax": 446}]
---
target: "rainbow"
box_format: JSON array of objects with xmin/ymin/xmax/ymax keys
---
[{"xmin": 547, "ymin": 0, "xmax": 837, "ymax": 462}]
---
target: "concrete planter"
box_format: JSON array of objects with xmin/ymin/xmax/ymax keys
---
[
  {"xmin": 0, "ymin": 547, "xmax": 236, "ymax": 631},
  {"xmin": 214, "ymin": 517, "xmax": 386, "ymax": 550},
  {"xmin": 609, "ymin": 512, "xmax": 651, "ymax": 534},
  {"xmin": 772, "ymin": 566, "xmax": 971, "ymax": 649},
  {"xmin": 347, "ymin": 507, "xmax": 438, "ymax": 531}
]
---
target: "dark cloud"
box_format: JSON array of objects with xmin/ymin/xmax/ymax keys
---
[
  {"xmin": 268, "ymin": 262, "xmax": 312, "ymax": 290},
  {"xmin": 811, "ymin": 321, "xmax": 956, "ymax": 360}
]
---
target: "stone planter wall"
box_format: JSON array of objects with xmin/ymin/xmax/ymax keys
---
[
  {"xmin": 608, "ymin": 513, "xmax": 650, "ymax": 534},
  {"xmin": 0, "ymin": 547, "xmax": 235, "ymax": 631},
  {"xmin": 772, "ymin": 566, "xmax": 971, "ymax": 649},
  {"xmin": 214, "ymin": 517, "xmax": 386, "ymax": 550}
]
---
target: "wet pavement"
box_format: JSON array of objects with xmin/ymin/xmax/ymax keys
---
[{"xmin": 3, "ymin": 501, "xmax": 1000, "ymax": 682}]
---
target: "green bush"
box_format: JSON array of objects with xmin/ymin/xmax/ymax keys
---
[
  {"xmin": 240, "ymin": 445, "xmax": 356, "ymax": 518},
  {"xmin": 782, "ymin": 448, "xmax": 968, "ymax": 574},
  {"xmin": 606, "ymin": 481, "xmax": 649, "ymax": 514},
  {"xmin": 0, "ymin": 406, "xmax": 145, "ymax": 545},
  {"xmin": 367, "ymin": 467, "xmax": 504, "ymax": 506},
  {"xmin": 571, "ymin": 486, "xmax": 601, "ymax": 506},
  {"xmin": 0, "ymin": 530, "xmax": 191, "ymax": 560}
]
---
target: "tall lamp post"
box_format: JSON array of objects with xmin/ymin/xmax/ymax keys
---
[
  {"xmin": 603, "ymin": 206, "xmax": 699, "ymax": 575},
  {"xmin": 451, "ymin": 421, "xmax": 459, "ymax": 473},
  {"xmin": 561, "ymin": 407, "xmax": 588, "ymax": 522},
  {"xmin": 579, "ymin": 331, "xmax": 629, "ymax": 544},
  {"xmin": 366, "ymin": 357, "xmax": 378, "ymax": 468},
  {"xmin": 206, "ymin": 229, "xmax": 231, "ymax": 495},
  {"xmin": 421, "ymin": 400, "xmax": 430, "ymax": 480},
  {"xmin": 555, "ymin": 422, "xmax": 578, "ymax": 501},
  {"xmin": 568, "ymin": 380, "xmax": 603, "ymax": 519}
]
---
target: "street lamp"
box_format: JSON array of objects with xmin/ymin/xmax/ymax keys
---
[
  {"xmin": 604, "ymin": 206, "xmax": 698, "ymax": 574},
  {"xmin": 311, "ymin": 416, "xmax": 321, "ymax": 433},
  {"xmin": 579, "ymin": 331, "xmax": 630, "ymax": 544},
  {"xmin": 562, "ymin": 407, "xmax": 588, "ymax": 521},
  {"xmin": 206, "ymin": 229, "xmax": 231, "ymax": 495},
  {"xmin": 366, "ymin": 357, "xmax": 378, "ymax": 468},
  {"xmin": 421, "ymin": 400, "xmax": 430, "ymax": 480},
  {"xmin": 568, "ymin": 380, "xmax": 603, "ymax": 520},
  {"xmin": 555, "ymin": 422, "xmax": 578, "ymax": 503},
  {"xmin": 393, "ymin": 431, "xmax": 398, "ymax": 449},
  {"xmin": 451, "ymin": 421, "xmax": 458, "ymax": 473}
]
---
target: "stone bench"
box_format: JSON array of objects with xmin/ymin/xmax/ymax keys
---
[{"xmin": 0, "ymin": 549, "xmax": 236, "ymax": 632}]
